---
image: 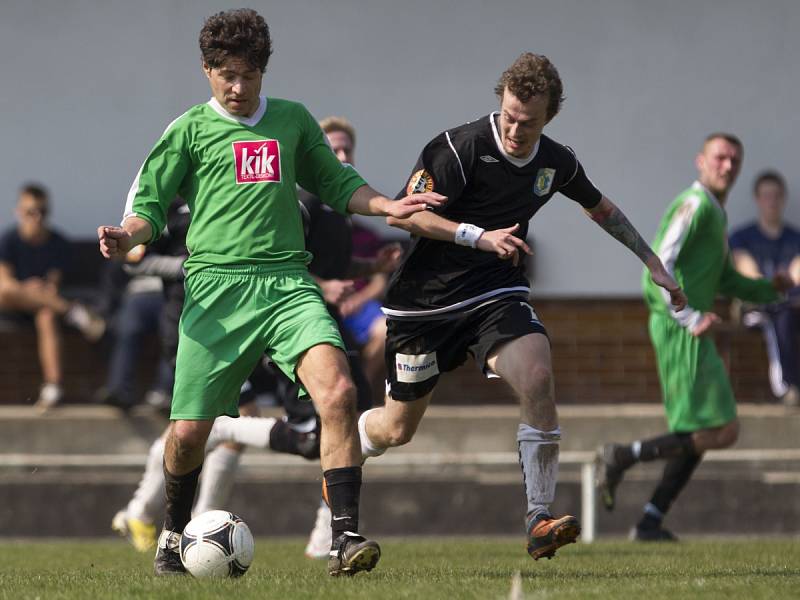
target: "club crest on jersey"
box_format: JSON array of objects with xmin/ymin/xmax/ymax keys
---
[
  {"xmin": 232, "ymin": 140, "xmax": 281, "ymax": 184},
  {"xmin": 407, "ymin": 169, "xmax": 434, "ymax": 195},
  {"xmin": 533, "ymin": 168, "xmax": 556, "ymax": 197},
  {"xmin": 395, "ymin": 352, "xmax": 439, "ymax": 383}
]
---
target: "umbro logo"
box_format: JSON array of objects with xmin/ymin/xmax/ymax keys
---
[{"xmin": 480, "ymin": 155, "xmax": 499, "ymax": 163}]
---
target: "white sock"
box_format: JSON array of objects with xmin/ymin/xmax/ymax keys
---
[
  {"xmin": 517, "ymin": 424, "xmax": 561, "ymax": 523},
  {"xmin": 358, "ymin": 408, "xmax": 386, "ymax": 460},
  {"xmin": 126, "ymin": 436, "xmax": 166, "ymax": 523},
  {"xmin": 192, "ymin": 445, "xmax": 241, "ymax": 516},
  {"xmin": 206, "ymin": 416, "xmax": 277, "ymax": 449}
]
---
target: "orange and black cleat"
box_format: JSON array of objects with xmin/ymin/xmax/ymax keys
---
[{"xmin": 526, "ymin": 514, "xmax": 581, "ymax": 560}]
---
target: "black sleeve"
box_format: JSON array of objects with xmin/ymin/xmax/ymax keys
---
[
  {"xmin": 49, "ymin": 232, "xmax": 71, "ymax": 275},
  {"xmin": 558, "ymin": 146, "xmax": 603, "ymax": 209},
  {"xmin": 395, "ymin": 131, "xmax": 469, "ymax": 211}
]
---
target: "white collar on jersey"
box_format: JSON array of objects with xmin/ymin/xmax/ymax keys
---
[
  {"xmin": 692, "ymin": 180, "xmax": 725, "ymax": 214},
  {"xmin": 207, "ymin": 96, "xmax": 268, "ymax": 126},
  {"xmin": 489, "ymin": 111, "xmax": 540, "ymax": 168}
]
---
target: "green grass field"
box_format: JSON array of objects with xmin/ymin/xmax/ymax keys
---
[{"xmin": 0, "ymin": 538, "xmax": 798, "ymax": 599}]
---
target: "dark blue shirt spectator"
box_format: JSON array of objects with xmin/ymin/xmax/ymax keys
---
[
  {"xmin": 0, "ymin": 227, "xmax": 70, "ymax": 281},
  {"xmin": 729, "ymin": 223, "xmax": 800, "ymax": 279}
]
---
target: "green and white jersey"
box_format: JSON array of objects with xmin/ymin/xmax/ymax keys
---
[
  {"xmin": 123, "ymin": 96, "xmax": 366, "ymax": 275},
  {"xmin": 643, "ymin": 181, "xmax": 778, "ymax": 329}
]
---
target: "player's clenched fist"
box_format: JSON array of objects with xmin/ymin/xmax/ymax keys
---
[{"xmin": 97, "ymin": 226, "xmax": 134, "ymax": 259}]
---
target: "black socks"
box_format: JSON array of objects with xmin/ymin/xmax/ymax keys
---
[
  {"xmin": 324, "ymin": 466, "xmax": 362, "ymax": 543},
  {"xmin": 163, "ymin": 462, "xmax": 202, "ymax": 534}
]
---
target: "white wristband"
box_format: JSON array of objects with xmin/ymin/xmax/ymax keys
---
[{"xmin": 455, "ymin": 223, "xmax": 485, "ymax": 248}]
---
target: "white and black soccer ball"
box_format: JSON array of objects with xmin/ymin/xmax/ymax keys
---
[{"xmin": 179, "ymin": 510, "xmax": 254, "ymax": 578}]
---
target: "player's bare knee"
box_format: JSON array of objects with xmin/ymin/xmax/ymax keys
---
[
  {"xmin": 316, "ymin": 375, "xmax": 357, "ymax": 421},
  {"xmin": 384, "ymin": 418, "xmax": 417, "ymax": 447},
  {"xmin": 520, "ymin": 365, "xmax": 554, "ymax": 403},
  {"xmin": 171, "ymin": 421, "xmax": 210, "ymax": 452}
]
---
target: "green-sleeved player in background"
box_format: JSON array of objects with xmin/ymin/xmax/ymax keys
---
[
  {"xmin": 97, "ymin": 9, "xmax": 443, "ymax": 577},
  {"xmin": 596, "ymin": 132, "xmax": 792, "ymax": 541}
]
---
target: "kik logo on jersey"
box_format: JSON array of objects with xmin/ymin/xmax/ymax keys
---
[
  {"xmin": 533, "ymin": 168, "xmax": 556, "ymax": 196},
  {"xmin": 232, "ymin": 140, "xmax": 281, "ymax": 184},
  {"xmin": 407, "ymin": 169, "xmax": 434, "ymax": 195}
]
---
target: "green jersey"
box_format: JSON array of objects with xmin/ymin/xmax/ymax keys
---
[
  {"xmin": 123, "ymin": 96, "xmax": 366, "ymax": 275},
  {"xmin": 643, "ymin": 181, "xmax": 778, "ymax": 329}
]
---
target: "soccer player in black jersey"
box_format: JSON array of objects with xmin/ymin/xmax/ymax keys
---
[{"xmin": 356, "ymin": 53, "xmax": 688, "ymax": 561}]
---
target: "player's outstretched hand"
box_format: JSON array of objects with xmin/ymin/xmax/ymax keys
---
[
  {"xmin": 648, "ymin": 266, "xmax": 687, "ymax": 311},
  {"xmin": 772, "ymin": 272, "xmax": 794, "ymax": 294},
  {"xmin": 97, "ymin": 226, "xmax": 134, "ymax": 259},
  {"xmin": 389, "ymin": 192, "xmax": 446, "ymax": 219},
  {"xmin": 477, "ymin": 223, "xmax": 532, "ymax": 267},
  {"xmin": 691, "ymin": 312, "xmax": 721, "ymax": 337}
]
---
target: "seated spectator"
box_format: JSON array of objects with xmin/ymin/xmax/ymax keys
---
[
  {"xmin": 0, "ymin": 183, "xmax": 105, "ymax": 411},
  {"xmin": 93, "ymin": 248, "xmax": 174, "ymax": 412},
  {"xmin": 730, "ymin": 170, "xmax": 800, "ymax": 406}
]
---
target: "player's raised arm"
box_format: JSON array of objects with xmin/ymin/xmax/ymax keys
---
[{"xmin": 587, "ymin": 196, "xmax": 687, "ymax": 311}]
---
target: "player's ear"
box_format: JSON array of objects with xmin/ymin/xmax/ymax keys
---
[{"xmin": 202, "ymin": 62, "xmax": 212, "ymax": 79}]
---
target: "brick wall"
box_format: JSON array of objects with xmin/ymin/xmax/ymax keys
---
[{"xmin": 0, "ymin": 298, "xmax": 774, "ymax": 405}]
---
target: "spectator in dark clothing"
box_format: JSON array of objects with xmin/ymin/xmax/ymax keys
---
[
  {"xmin": 0, "ymin": 183, "xmax": 105, "ymax": 411},
  {"xmin": 730, "ymin": 170, "xmax": 800, "ymax": 406}
]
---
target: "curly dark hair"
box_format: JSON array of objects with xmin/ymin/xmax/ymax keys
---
[
  {"xmin": 199, "ymin": 9, "xmax": 272, "ymax": 73},
  {"xmin": 494, "ymin": 53, "xmax": 564, "ymax": 121}
]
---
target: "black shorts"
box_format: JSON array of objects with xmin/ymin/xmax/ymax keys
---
[{"xmin": 385, "ymin": 297, "xmax": 548, "ymax": 401}]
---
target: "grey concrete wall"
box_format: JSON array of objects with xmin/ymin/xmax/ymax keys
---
[{"xmin": 1, "ymin": 0, "xmax": 798, "ymax": 294}]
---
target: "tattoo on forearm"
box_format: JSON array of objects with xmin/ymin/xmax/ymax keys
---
[{"xmin": 589, "ymin": 204, "xmax": 655, "ymax": 264}]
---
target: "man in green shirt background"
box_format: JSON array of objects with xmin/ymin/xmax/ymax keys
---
[
  {"xmin": 97, "ymin": 8, "xmax": 444, "ymax": 577},
  {"xmin": 597, "ymin": 133, "xmax": 792, "ymax": 541}
]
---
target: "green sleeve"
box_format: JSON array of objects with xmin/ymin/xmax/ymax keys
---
[
  {"xmin": 129, "ymin": 119, "xmax": 192, "ymax": 243},
  {"xmin": 718, "ymin": 255, "xmax": 779, "ymax": 303},
  {"xmin": 295, "ymin": 106, "xmax": 367, "ymax": 215}
]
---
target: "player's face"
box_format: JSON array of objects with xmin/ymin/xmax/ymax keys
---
[
  {"xmin": 204, "ymin": 57, "xmax": 263, "ymax": 117},
  {"xmin": 326, "ymin": 130, "xmax": 355, "ymax": 165},
  {"xmin": 755, "ymin": 180, "xmax": 786, "ymax": 224},
  {"xmin": 498, "ymin": 88, "xmax": 549, "ymax": 158},
  {"xmin": 16, "ymin": 194, "xmax": 48, "ymax": 237},
  {"xmin": 696, "ymin": 138, "xmax": 743, "ymax": 199}
]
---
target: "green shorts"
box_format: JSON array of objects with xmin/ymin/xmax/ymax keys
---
[
  {"xmin": 170, "ymin": 264, "xmax": 344, "ymax": 420},
  {"xmin": 648, "ymin": 312, "xmax": 736, "ymax": 432}
]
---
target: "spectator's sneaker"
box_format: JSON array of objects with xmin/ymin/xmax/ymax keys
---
[
  {"xmin": 304, "ymin": 503, "xmax": 332, "ymax": 559},
  {"xmin": 64, "ymin": 303, "xmax": 106, "ymax": 343},
  {"xmin": 112, "ymin": 510, "xmax": 157, "ymax": 552},
  {"xmin": 782, "ymin": 385, "xmax": 800, "ymax": 408},
  {"xmin": 144, "ymin": 389, "xmax": 172, "ymax": 411},
  {"xmin": 596, "ymin": 443, "xmax": 629, "ymax": 511},
  {"xmin": 328, "ymin": 532, "xmax": 381, "ymax": 576},
  {"xmin": 34, "ymin": 383, "xmax": 63, "ymax": 414},
  {"xmin": 526, "ymin": 514, "xmax": 580, "ymax": 560},
  {"xmin": 154, "ymin": 530, "xmax": 186, "ymax": 576},
  {"xmin": 630, "ymin": 524, "xmax": 678, "ymax": 542}
]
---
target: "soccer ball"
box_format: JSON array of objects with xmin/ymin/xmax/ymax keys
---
[{"xmin": 179, "ymin": 510, "xmax": 254, "ymax": 577}]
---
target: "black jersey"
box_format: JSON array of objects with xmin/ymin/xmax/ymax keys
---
[
  {"xmin": 384, "ymin": 112, "xmax": 602, "ymax": 319},
  {"xmin": 297, "ymin": 189, "xmax": 353, "ymax": 280}
]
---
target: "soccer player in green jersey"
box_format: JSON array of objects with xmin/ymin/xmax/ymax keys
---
[
  {"xmin": 97, "ymin": 9, "xmax": 443, "ymax": 576},
  {"xmin": 597, "ymin": 133, "xmax": 793, "ymax": 541}
]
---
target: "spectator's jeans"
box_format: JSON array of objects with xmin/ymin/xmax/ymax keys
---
[
  {"xmin": 743, "ymin": 304, "xmax": 800, "ymax": 397},
  {"xmin": 106, "ymin": 291, "xmax": 172, "ymax": 406}
]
